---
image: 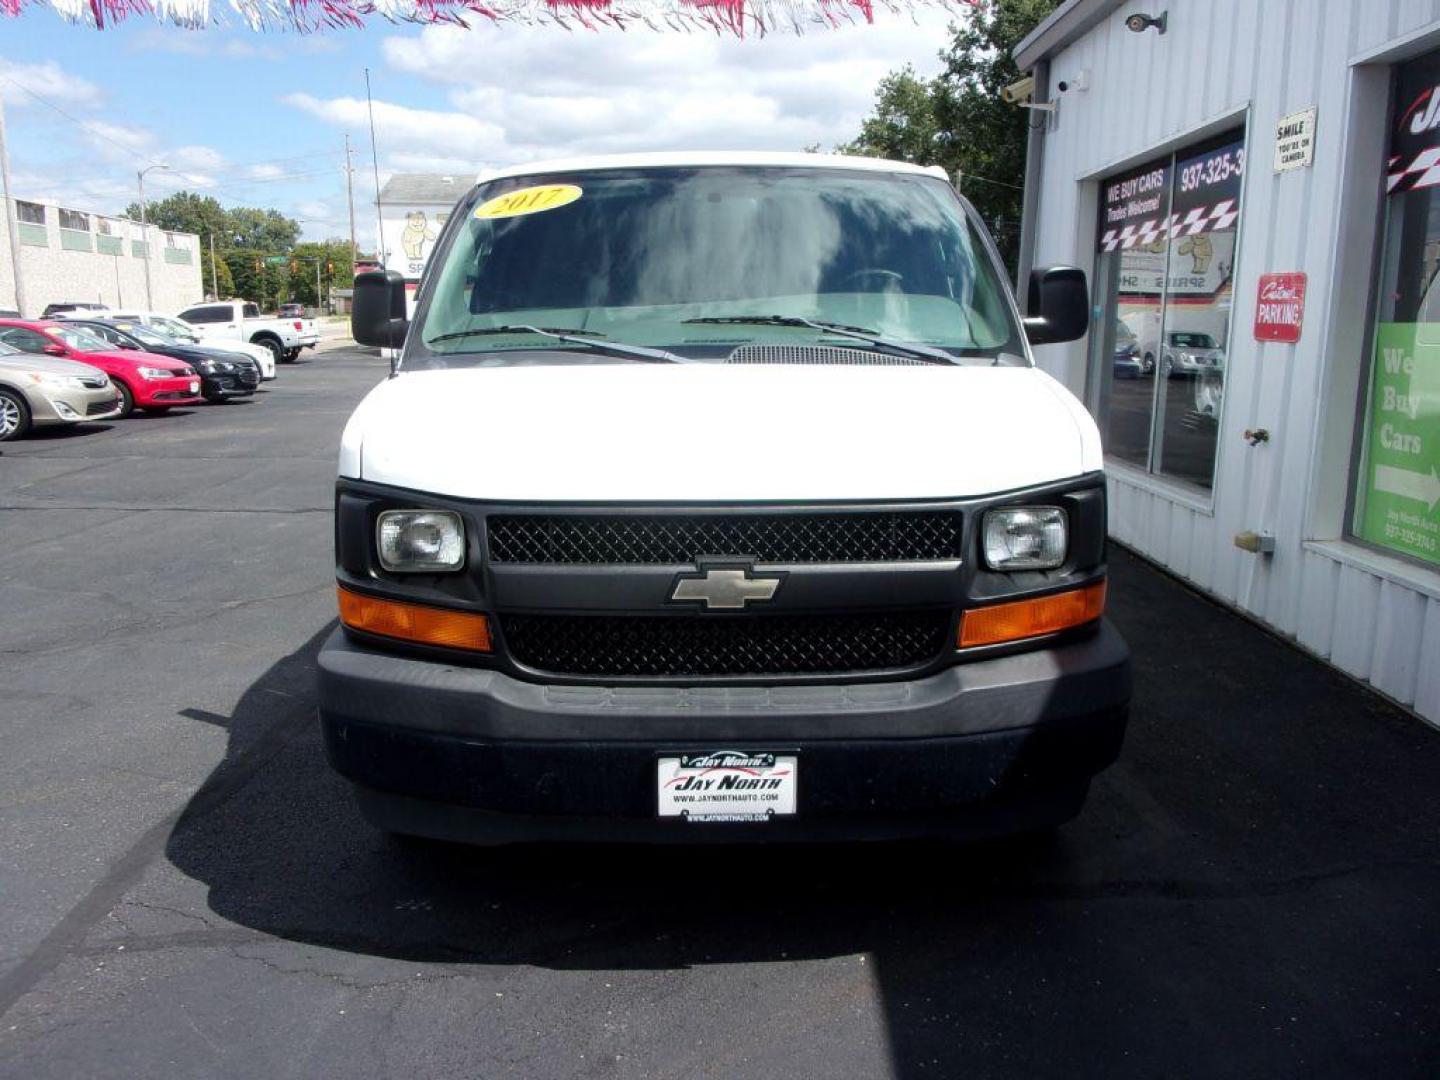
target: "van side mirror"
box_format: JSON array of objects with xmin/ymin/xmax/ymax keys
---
[
  {"xmin": 352, "ymin": 270, "xmax": 408, "ymax": 350},
  {"xmin": 43, "ymin": 343, "xmax": 67, "ymax": 356},
  {"xmin": 1024, "ymin": 265, "xmax": 1089, "ymax": 345}
]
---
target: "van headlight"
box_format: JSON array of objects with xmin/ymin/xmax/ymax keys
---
[
  {"xmin": 982, "ymin": 507, "xmax": 1067, "ymax": 570},
  {"xmin": 377, "ymin": 510, "xmax": 466, "ymax": 572}
]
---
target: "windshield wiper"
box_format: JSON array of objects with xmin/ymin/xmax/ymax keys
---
[
  {"xmin": 425, "ymin": 325, "xmax": 686, "ymax": 364},
  {"xmin": 681, "ymin": 314, "xmax": 957, "ymax": 365}
]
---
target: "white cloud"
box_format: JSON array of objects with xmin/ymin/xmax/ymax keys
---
[
  {"xmin": 0, "ymin": 58, "xmax": 102, "ymax": 108},
  {"xmin": 285, "ymin": 92, "xmax": 510, "ymax": 168},
  {"xmin": 291, "ymin": 8, "xmax": 955, "ymax": 174}
]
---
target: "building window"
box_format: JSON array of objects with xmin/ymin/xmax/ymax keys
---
[
  {"xmin": 57, "ymin": 208, "xmax": 90, "ymax": 232},
  {"xmin": 15, "ymin": 200, "xmax": 45, "ymax": 225},
  {"xmin": 1350, "ymin": 51, "xmax": 1440, "ymax": 569},
  {"xmin": 1086, "ymin": 129, "xmax": 1246, "ymax": 492}
]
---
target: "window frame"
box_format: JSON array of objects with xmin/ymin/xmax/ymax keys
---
[
  {"xmin": 1086, "ymin": 125, "xmax": 1249, "ymax": 496},
  {"xmin": 1342, "ymin": 55, "xmax": 1440, "ymax": 573}
]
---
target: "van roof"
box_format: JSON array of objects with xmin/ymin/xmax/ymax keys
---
[{"xmin": 475, "ymin": 151, "xmax": 950, "ymax": 187}]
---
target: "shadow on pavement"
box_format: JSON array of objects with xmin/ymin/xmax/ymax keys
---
[
  {"xmin": 11, "ymin": 422, "xmax": 119, "ymax": 441},
  {"xmin": 166, "ymin": 550, "xmax": 1440, "ymax": 1078}
]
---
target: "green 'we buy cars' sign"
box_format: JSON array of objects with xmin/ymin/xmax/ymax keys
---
[{"xmin": 1356, "ymin": 323, "xmax": 1440, "ymax": 566}]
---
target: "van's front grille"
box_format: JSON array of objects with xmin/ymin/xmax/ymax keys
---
[
  {"xmin": 501, "ymin": 610, "xmax": 952, "ymax": 679},
  {"xmin": 487, "ymin": 512, "xmax": 964, "ymax": 565}
]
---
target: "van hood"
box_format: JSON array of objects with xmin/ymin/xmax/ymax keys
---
[{"xmin": 342, "ymin": 363, "xmax": 1102, "ymax": 502}]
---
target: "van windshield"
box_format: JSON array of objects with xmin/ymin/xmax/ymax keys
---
[{"xmin": 412, "ymin": 166, "xmax": 1026, "ymax": 369}]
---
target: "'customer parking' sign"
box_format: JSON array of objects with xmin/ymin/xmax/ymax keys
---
[{"xmin": 1254, "ymin": 272, "xmax": 1307, "ymax": 342}]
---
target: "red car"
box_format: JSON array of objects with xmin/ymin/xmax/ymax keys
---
[{"xmin": 0, "ymin": 319, "xmax": 202, "ymax": 416}]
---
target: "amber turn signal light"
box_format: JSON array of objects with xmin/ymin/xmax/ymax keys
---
[
  {"xmin": 337, "ymin": 585, "xmax": 493, "ymax": 652},
  {"xmin": 958, "ymin": 580, "xmax": 1106, "ymax": 648}
]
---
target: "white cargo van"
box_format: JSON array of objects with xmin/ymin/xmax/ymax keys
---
[{"xmin": 321, "ymin": 152, "xmax": 1131, "ymax": 844}]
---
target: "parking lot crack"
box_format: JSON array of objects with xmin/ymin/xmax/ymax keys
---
[{"xmin": 224, "ymin": 946, "xmax": 476, "ymax": 992}]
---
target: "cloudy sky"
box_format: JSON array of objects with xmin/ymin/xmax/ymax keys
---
[{"xmin": 0, "ymin": 8, "xmax": 958, "ymax": 248}]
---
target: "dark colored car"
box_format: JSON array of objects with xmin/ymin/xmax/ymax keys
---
[
  {"xmin": 41, "ymin": 302, "xmax": 110, "ymax": 319},
  {"xmin": 67, "ymin": 320, "xmax": 260, "ymax": 403}
]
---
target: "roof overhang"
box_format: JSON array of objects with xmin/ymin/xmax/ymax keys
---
[{"xmin": 1014, "ymin": 0, "xmax": 1127, "ymax": 71}]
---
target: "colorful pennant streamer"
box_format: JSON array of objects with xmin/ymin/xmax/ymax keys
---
[{"xmin": 1, "ymin": 0, "xmax": 981, "ymax": 34}]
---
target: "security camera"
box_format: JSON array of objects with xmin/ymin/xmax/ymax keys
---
[
  {"xmin": 1001, "ymin": 75, "xmax": 1035, "ymax": 105},
  {"xmin": 1056, "ymin": 70, "xmax": 1090, "ymax": 94},
  {"xmin": 1125, "ymin": 11, "xmax": 1167, "ymax": 34}
]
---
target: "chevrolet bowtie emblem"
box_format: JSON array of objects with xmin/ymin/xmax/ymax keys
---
[{"xmin": 670, "ymin": 567, "xmax": 783, "ymax": 610}]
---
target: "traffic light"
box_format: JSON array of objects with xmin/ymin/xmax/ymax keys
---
[
  {"xmin": 289, "ymin": 260, "xmax": 299, "ymax": 274},
  {"xmin": 326, "ymin": 261, "xmax": 334, "ymax": 275},
  {"xmin": 253, "ymin": 258, "xmax": 262, "ymax": 271}
]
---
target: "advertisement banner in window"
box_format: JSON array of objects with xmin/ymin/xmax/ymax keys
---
[
  {"xmin": 1355, "ymin": 325, "xmax": 1440, "ymax": 564},
  {"xmin": 1387, "ymin": 50, "xmax": 1440, "ymax": 194},
  {"xmin": 1097, "ymin": 156, "xmax": 1171, "ymax": 253}
]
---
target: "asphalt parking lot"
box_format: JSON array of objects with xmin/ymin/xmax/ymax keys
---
[{"xmin": 1, "ymin": 343, "xmax": 1437, "ymax": 1079}]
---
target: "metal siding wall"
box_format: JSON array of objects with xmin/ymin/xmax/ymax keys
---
[{"xmin": 1031, "ymin": 0, "xmax": 1440, "ymax": 724}]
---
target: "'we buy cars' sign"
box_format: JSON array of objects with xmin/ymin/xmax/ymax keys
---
[{"xmin": 1254, "ymin": 273, "xmax": 1307, "ymax": 342}]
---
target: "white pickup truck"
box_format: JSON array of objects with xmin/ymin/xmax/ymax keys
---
[{"xmin": 175, "ymin": 300, "xmax": 320, "ymax": 367}]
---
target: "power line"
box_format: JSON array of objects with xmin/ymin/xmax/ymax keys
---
[
  {"xmin": 0, "ymin": 74, "xmax": 157, "ymax": 165},
  {"xmin": 956, "ymin": 171, "xmax": 1024, "ymax": 192},
  {"xmin": 172, "ymin": 166, "xmax": 345, "ymax": 192}
]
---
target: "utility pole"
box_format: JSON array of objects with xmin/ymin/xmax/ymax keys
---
[
  {"xmin": 345, "ymin": 134, "xmax": 358, "ymax": 275},
  {"xmin": 314, "ymin": 256, "xmax": 322, "ymax": 314},
  {"xmin": 137, "ymin": 162, "xmax": 170, "ymax": 310},
  {"xmin": 208, "ymin": 232, "xmax": 218, "ymax": 298},
  {"xmin": 0, "ymin": 90, "xmax": 26, "ymax": 318}
]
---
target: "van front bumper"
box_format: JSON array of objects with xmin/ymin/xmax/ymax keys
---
[{"xmin": 317, "ymin": 621, "xmax": 1132, "ymax": 843}]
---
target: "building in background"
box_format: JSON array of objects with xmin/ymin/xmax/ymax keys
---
[
  {"xmin": 376, "ymin": 174, "xmax": 465, "ymax": 308},
  {"xmin": 1014, "ymin": 0, "xmax": 1440, "ymax": 726},
  {"xmin": 1, "ymin": 195, "xmax": 203, "ymax": 316}
]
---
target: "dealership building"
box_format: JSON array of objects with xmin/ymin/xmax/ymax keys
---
[
  {"xmin": 1, "ymin": 194, "xmax": 203, "ymax": 316},
  {"xmin": 1014, "ymin": 0, "xmax": 1440, "ymax": 725}
]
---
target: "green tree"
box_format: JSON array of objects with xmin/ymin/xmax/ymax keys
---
[
  {"xmin": 225, "ymin": 207, "xmax": 300, "ymax": 252},
  {"xmin": 839, "ymin": 67, "xmax": 942, "ymax": 164},
  {"xmin": 839, "ymin": 0, "xmax": 1060, "ymax": 272},
  {"xmin": 286, "ymin": 239, "xmax": 356, "ymax": 308},
  {"xmin": 227, "ymin": 250, "xmax": 289, "ymax": 311},
  {"xmin": 204, "ymin": 251, "xmax": 235, "ymax": 299},
  {"xmin": 124, "ymin": 190, "xmax": 229, "ymax": 239}
]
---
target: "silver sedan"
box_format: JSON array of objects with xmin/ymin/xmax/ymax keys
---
[{"xmin": 0, "ymin": 342, "xmax": 122, "ymax": 441}]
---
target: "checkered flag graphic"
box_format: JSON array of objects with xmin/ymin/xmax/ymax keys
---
[
  {"xmin": 1387, "ymin": 147, "xmax": 1440, "ymax": 194},
  {"xmin": 1101, "ymin": 198, "xmax": 1239, "ymax": 252}
]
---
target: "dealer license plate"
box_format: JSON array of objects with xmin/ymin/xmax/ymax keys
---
[{"xmin": 657, "ymin": 751, "xmax": 797, "ymax": 821}]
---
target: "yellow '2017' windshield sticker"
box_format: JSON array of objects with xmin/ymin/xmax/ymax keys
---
[{"xmin": 474, "ymin": 184, "xmax": 582, "ymax": 221}]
